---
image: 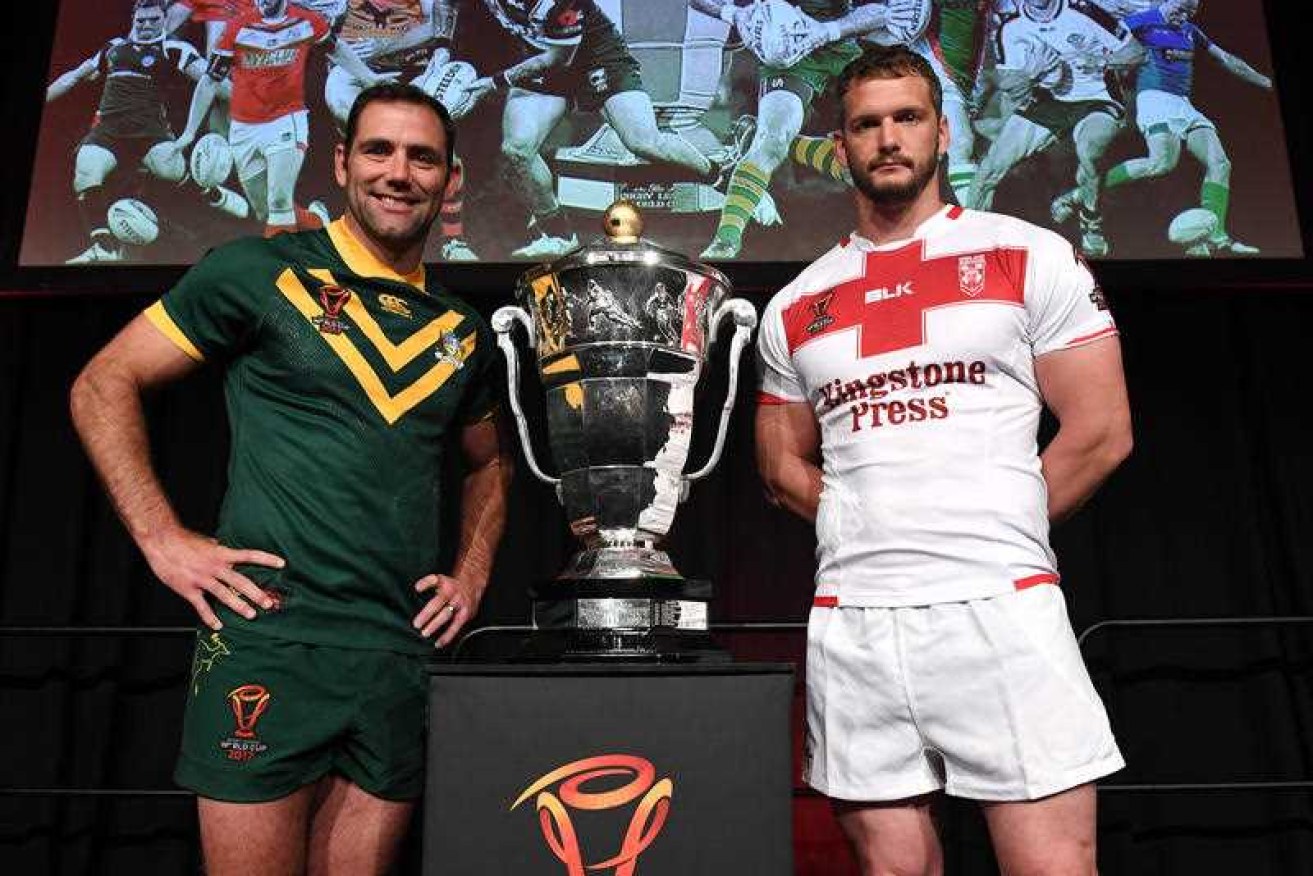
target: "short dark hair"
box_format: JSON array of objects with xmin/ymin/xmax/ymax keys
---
[
  {"xmin": 836, "ymin": 45, "xmax": 944, "ymax": 126},
  {"xmin": 343, "ymin": 82, "xmax": 457, "ymax": 167}
]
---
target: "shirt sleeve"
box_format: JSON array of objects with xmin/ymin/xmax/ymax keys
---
[
  {"xmin": 757, "ymin": 294, "xmax": 807, "ymax": 405},
  {"xmin": 1024, "ymin": 230, "xmax": 1118, "ymax": 356},
  {"xmin": 145, "ymin": 240, "xmax": 272, "ymax": 362},
  {"xmin": 1190, "ymin": 24, "xmax": 1213, "ymax": 51}
]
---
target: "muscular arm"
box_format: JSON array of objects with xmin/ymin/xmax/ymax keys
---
[
  {"xmin": 70, "ymin": 315, "xmax": 283, "ymax": 628},
  {"xmin": 756, "ymin": 401, "xmax": 823, "ymax": 524},
  {"xmin": 329, "ymin": 38, "xmax": 387, "ymax": 86},
  {"xmin": 47, "ymin": 54, "xmax": 99, "ymax": 102},
  {"xmin": 412, "ymin": 411, "xmax": 514, "ymax": 647},
  {"xmin": 1208, "ymin": 43, "xmax": 1272, "ymax": 89},
  {"xmin": 1035, "ymin": 336, "xmax": 1133, "ymax": 524}
]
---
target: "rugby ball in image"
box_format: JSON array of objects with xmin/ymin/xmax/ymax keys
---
[
  {"xmin": 414, "ymin": 60, "xmax": 479, "ymax": 118},
  {"xmin": 189, "ymin": 132, "xmax": 234, "ymax": 189},
  {"xmin": 107, "ymin": 198, "xmax": 159, "ymax": 247},
  {"xmin": 1167, "ymin": 207, "xmax": 1220, "ymax": 246}
]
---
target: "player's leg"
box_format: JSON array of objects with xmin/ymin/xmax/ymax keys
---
[
  {"xmin": 501, "ymin": 89, "xmax": 573, "ymax": 256},
  {"xmin": 1066, "ymin": 110, "xmax": 1121, "ymax": 257},
  {"xmin": 325, "ymin": 64, "xmax": 365, "ymax": 132},
  {"xmin": 905, "ymin": 588, "xmax": 1122, "ymax": 874},
  {"xmin": 143, "ymin": 139, "xmax": 187, "ymax": 183},
  {"xmin": 602, "ymin": 89, "xmax": 713, "ymax": 176},
  {"xmin": 964, "ymin": 114, "xmax": 1051, "ymax": 211},
  {"xmin": 68, "ymin": 143, "xmax": 123, "ymax": 262},
  {"xmin": 790, "ymin": 134, "xmax": 850, "ymax": 183},
  {"xmin": 981, "ymin": 784, "xmax": 1098, "ymax": 876},
  {"xmin": 942, "ymin": 90, "xmax": 977, "ymax": 207},
  {"xmin": 702, "ymin": 87, "xmax": 805, "ymax": 258},
  {"xmin": 1182, "ymin": 122, "xmax": 1254, "ymax": 254},
  {"xmin": 198, "ymin": 790, "xmax": 316, "ymax": 876},
  {"xmin": 230, "ymin": 120, "xmax": 270, "ymax": 223},
  {"xmin": 439, "ymin": 156, "xmax": 478, "ymax": 261},
  {"xmin": 306, "ymin": 777, "xmax": 414, "ymax": 876},
  {"xmin": 834, "ymin": 798, "xmax": 944, "ymax": 876}
]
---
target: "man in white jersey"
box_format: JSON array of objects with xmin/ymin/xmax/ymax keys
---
[
  {"xmin": 756, "ymin": 45, "xmax": 1131, "ymax": 874},
  {"xmin": 966, "ymin": 0, "xmax": 1137, "ymax": 257}
]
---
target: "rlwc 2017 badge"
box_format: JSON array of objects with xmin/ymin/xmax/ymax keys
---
[
  {"xmin": 435, "ymin": 331, "xmax": 465, "ymax": 369},
  {"xmin": 806, "ymin": 292, "xmax": 835, "ymax": 335},
  {"xmin": 220, "ymin": 683, "xmax": 271, "ymax": 762},
  {"xmin": 314, "ymin": 284, "xmax": 351, "ymax": 335}
]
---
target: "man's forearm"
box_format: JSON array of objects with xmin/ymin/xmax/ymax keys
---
[
  {"xmin": 450, "ymin": 456, "xmax": 512, "ymax": 586},
  {"xmin": 1040, "ymin": 424, "xmax": 1132, "ymax": 524},
  {"xmin": 762, "ymin": 456, "xmax": 824, "ymax": 524},
  {"xmin": 70, "ymin": 363, "xmax": 181, "ymax": 545}
]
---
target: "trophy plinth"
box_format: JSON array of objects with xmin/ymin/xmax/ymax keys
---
[{"xmin": 493, "ymin": 202, "xmax": 757, "ymax": 661}]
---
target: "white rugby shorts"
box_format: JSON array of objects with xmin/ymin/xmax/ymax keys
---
[
  {"xmin": 229, "ymin": 109, "xmax": 310, "ymax": 183},
  {"xmin": 804, "ymin": 584, "xmax": 1124, "ymax": 802},
  {"xmin": 1135, "ymin": 88, "xmax": 1216, "ymax": 139}
]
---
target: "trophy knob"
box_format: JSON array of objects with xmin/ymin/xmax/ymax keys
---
[{"xmin": 602, "ymin": 200, "xmax": 643, "ymax": 244}]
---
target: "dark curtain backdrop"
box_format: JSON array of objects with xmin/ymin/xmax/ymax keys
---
[{"xmin": 5, "ymin": 0, "xmax": 1313, "ymax": 873}]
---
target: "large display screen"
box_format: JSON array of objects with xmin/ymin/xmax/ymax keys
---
[{"xmin": 19, "ymin": 0, "xmax": 1303, "ymax": 267}]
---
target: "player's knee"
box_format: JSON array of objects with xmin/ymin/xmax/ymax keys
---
[
  {"xmin": 500, "ymin": 137, "xmax": 536, "ymax": 168},
  {"xmin": 1210, "ymin": 151, "xmax": 1232, "ymax": 179},
  {"xmin": 72, "ymin": 169, "xmax": 103, "ymax": 192},
  {"xmin": 1001, "ymin": 835, "xmax": 1096, "ymax": 876},
  {"xmin": 750, "ymin": 129, "xmax": 792, "ymax": 169}
]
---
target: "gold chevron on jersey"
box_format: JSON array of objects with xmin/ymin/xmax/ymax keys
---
[
  {"xmin": 305, "ymin": 268, "xmax": 465, "ymax": 371},
  {"xmin": 276, "ymin": 268, "xmax": 474, "ymax": 425}
]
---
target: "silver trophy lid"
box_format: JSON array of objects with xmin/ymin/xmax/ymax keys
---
[{"xmin": 518, "ymin": 201, "xmax": 731, "ymax": 290}]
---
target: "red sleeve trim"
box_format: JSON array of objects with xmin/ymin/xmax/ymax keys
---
[
  {"xmin": 1063, "ymin": 326, "xmax": 1119, "ymax": 347},
  {"xmin": 757, "ymin": 392, "xmax": 802, "ymax": 406},
  {"xmin": 813, "ymin": 596, "xmax": 840, "ymax": 608},
  {"xmin": 1014, "ymin": 573, "xmax": 1060, "ymax": 591}
]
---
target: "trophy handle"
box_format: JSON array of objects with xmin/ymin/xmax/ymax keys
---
[
  {"xmin": 683, "ymin": 298, "xmax": 758, "ymax": 486},
  {"xmin": 491, "ymin": 305, "xmax": 561, "ymax": 487}
]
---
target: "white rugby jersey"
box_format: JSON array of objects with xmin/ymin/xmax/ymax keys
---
[
  {"xmin": 758, "ymin": 206, "xmax": 1117, "ymax": 607},
  {"xmin": 997, "ymin": 0, "xmax": 1128, "ymax": 104}
]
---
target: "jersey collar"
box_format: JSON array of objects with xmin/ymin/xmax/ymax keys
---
[
  {"xmin": 327, "ymin": 217, "xmax": 427, "ymax": 292},
  {"xmin": 845, "ymin": 205, "xmax": 963, "ymax": 252}
]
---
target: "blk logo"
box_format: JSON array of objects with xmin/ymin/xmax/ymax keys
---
[{"xmin": 866, "ymin": 282, "xmax": 914, "ymax": 303}]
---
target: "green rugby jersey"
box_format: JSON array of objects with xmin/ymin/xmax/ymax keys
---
[{"xmin": 146, "ymin": 219, "xmax": 497, "ymax": 655}]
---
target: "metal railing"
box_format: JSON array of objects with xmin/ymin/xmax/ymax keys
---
[{"xmin": 3, "ymin": 615, "xmax": 1312, "ymax": 798}]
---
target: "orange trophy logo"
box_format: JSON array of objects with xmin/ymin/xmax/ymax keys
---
[
  {"xmin": 227, "ymin": 684, "xmax": 271, "ymax": 739},
  {"xmin": 512, "ymin": 755, "xmax": 674, "ymax": 876}
]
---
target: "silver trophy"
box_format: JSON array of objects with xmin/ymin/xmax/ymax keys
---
[{"xmin": 493, "ymin": 202, "xmax": 757, "ymax": 659}]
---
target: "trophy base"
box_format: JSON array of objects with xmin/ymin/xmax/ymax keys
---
[{"xmin": 516, "ymin": 578, "xmax": 729, "ymax": 663}]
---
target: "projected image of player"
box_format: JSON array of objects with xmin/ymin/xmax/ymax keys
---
[
  {"xmin": 1102, "ymin": 0, "xmax": 1272, "ymax": 256},
  {"xmin": 171, "ymin": 0, "xmax": 385, "ymax": 236},
  {"xmin": 460, "ymin": 0, "xmax": 729, "ymax": 259},
  {"xmin": 165, "ymin": 1, "xmax": 240, "ymax": 139},
  {"xmin": 46, "ymin": 0, "xmax": 210, "ymax": 262},
  {"xmin": 696, "ymin": 0, "xmax": 934, "ymax": 259},
  {"xmin": 788, "ymin": 1, "xmax": 988, "ymax": 207},
  {"xmin": 326, "ymin": 0, "xmax": 479, "ymax": 261},
  {"xmin": 964, "ymin": 0, "xmax": 1136, "ymax": 257}
]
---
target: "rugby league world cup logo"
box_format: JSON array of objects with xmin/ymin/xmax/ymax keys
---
[{"xmin": 512, "ymin": 755, "xmax": 674, "ymax": 876}]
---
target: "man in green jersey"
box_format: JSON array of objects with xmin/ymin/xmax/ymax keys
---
[{"xmin": 70, "ymin": 82, "xmax": 512, "ymax": 875}]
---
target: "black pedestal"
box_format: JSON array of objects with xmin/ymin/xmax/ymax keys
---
[{"xmin": 424, "ymin": 663, "xmax": 795, "ymax": 875}]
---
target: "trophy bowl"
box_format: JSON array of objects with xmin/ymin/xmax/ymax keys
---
[{"xmin": 493, "ymin": 202, "xmax": 757, "ymax": 660}]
